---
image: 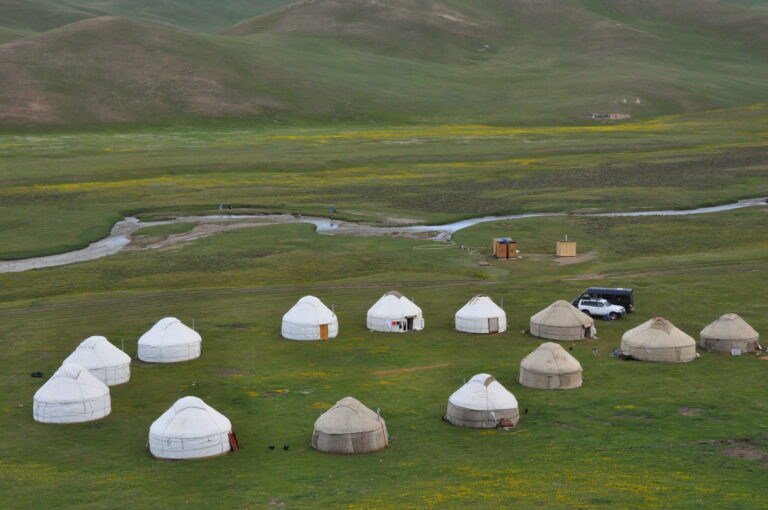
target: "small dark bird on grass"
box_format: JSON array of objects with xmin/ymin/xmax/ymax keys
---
[
  {"xmin": 283, "ymin": 445, "xmax": 290, "ymax": 451},
  {"xmin": 268, "ymin": 445, "xmax": 275, "ymax": 450},
  {"xmin": 568, "ymin": 346, "xmax": 574, "ymax": 351},
  {"xmin": 524, "ymin": 408, "xmax": 529, "ymax": 414}
]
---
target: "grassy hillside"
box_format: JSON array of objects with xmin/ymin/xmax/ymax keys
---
[{"xmin": 0, "ymin": 0, "xmax": 767, "ymax": 127}]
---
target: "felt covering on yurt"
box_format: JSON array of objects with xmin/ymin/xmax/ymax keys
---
[
  {"xmin": 455, "ymin": 295, "xmax": 507, "ymax": 334},
  {"xmin": 621, "ymin": 317, "xmax": 696, "ymax": 362},
  {"xmin": 149, "ymin": 396, "xmax": 232, "ymax": 460},
  {"xmin": 445, "ymin": 373, "xmax": 519, "ymax": 428},
  {"xmin": 312, "ymin": 397, "xmax": 388, "ymax": 454},
  {"xmin": 700, "ymin": 313, "xmax": 760, "ymax": 353},
  {"xmin": 63, "ymin": 336, "xmax": 131, "ymax": 386},
  {"xmin": 367, "ymin": 291, "xmax": 424, "ymax": 332},
  {"xmin": 518, "ymin": 342, "xmax": 583, "ymax": 390},
  {"xmin": 530, "ymin": 300, "xmax": 594, "ymax": 341},
  {"xmin": 33, "ymin": 363, "xmax": 111, "ymax": 423},
  {"xmin": 137, "ymin": 317, "xmax": 201, "ymax": 363},
  {"xmin": 282, "ymin": 295, "xmax": 339, "ymax": 340}
]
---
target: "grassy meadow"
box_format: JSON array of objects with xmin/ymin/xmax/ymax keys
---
[
  {"xmin": 1, "ymin": 201, "xmax": 767, "ymax": 508},
  {"xmin": 1, "ymin": 104, "xmax": 767, "ymax": 259}
]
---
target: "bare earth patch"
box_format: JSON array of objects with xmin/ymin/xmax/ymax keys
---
[
  {"xmin": 677, "ymin": 407, "xmax": 705, "ymax": 416},
  {"xmin": 372, "ymin": 363, "xmax": 450, "ymax": 375},
  {"xmin": 722, "ymin": 448, "xmax": 768, "ymax": 462},
  {"xmin": 555, "ymin": 250, "xmax": 598, "ymax": 265}
]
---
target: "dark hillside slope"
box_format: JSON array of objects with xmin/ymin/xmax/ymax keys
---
[
  {"xmin": 0, "ymin": 0, "xmax": 98, "ymax": 43},
  {"xmin": 57, "ymin": 0, "xmax": 295, "ymax": 32},
  {"xmin": 0, "ymin": 17, "xmax": 285, "ymax": 126}
]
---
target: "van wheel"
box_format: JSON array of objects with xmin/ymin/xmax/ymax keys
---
[{"xmin": 608, "ymin": 312, "xmax": 619, "ymax": 320}]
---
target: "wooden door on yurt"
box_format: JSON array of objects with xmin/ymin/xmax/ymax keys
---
[
  {"xmin": 488, "ymin": 317, "xmax": 499, "ymax": 333},
  {"xmin": 320, "ymin": 324, "xmax": 329, "ymax": 340}
]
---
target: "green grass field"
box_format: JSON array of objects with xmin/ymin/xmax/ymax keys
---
[{"xmin": 1, "ymin": 201, "xmax": 767, "ymax": 509}]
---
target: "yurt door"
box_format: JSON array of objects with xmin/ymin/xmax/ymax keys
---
[
  {"xmin": 320, "ymin": 324, "xmax": 329, "ymax": 340},
  {"xmin": 488, "ymin": 317, "xmax": 499, "ymax": 333},
  {"xmin": 406, "ymin": 317, "xmax": 414, "ymax": 331}
]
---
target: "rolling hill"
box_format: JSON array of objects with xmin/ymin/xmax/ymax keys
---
[{"xmin": 0, "ymin": 0, "xmax": 767, "ymax": 128}]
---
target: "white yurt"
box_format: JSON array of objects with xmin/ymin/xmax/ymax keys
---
[
  {"xmin": 33, "ymin": 363, "xmax": 111, "ymax": 423},
  {"xmin": 530, "ymin": 300, "xmax": 594, "ymax": 341},
  {"xmin": 149, "ymin": 396, "xmax": 233, "ymax": 460},
  {"xmin": 63, "ymin": 336, "xmax": 131, "ymax": 386},
  {"xmin": 621, "ymin": 317, "xmax": 696, "ymax": 362},
  {"xmin": 282, "ymin": 295, "xmax": 338, "ymax": 341},
  {"xmin": 455, "ymin": 295, "xmax": 507, "ymax": 334},
  {"xmin": 138, "ymin": 317, "xmax": 201, "ymax": 363},
  {"xmin": 519, "ymin": 342, "xmax": 583, "ymax": 390},
  {"xmin": 445, "ymin": 373, "xmax": 519, "ymax": 428},
  {"xmin": 367, "ymin": 291, "xmax": 424, "ymax": 333},
  {"xmin": 700, "ymin": 313, "xmax": 760, "ymax": 353},
  {"xmin": 312, "ymin": 397, "xmax": 388, "ymax": 454}
]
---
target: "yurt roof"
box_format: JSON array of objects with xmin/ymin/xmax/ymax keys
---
[
  {"xmin": 622, "ymin": 317, "xmax": 695, "ymax": 348},
  {"xmin": 700, "ymin": 313, "xmax": 759, "ymax": 341},
  {"xmin": 368, "ymin": 291, "xmax": 422, "ymax": 319},
  {"xmin": 140, "ymin": 317, "xmax": 200, "ymax": 346},
  {"xmin": 448, "ymin": 373, "xmax": 518, "ymax": 411},
  {"xmin": 63, "ymin": 336, "xmax": 130, "ymax": 368},
  {"xmin": 314, "ymin": 397, "xmax": 383, "ymax": 434},
  {"xmin": 34, "ymin": 363, "xmax": 109, "ymax": 403},
  {"xmin": 520, "ymin": 342, "xmax": 582, "ymax": 374},
  {"xmin": 150, "ymin": 396, "xmax": 231, "ymax": 439},
  {"xmin": 530, "ymin": 300, "xmax": 592, "ymax": 327},
  {"xmin": 455, "ymin": 295, "xmax": 504, "ymax": 319},
  {"xmin": 283, "ymin": 295, "xmax": 335, "ymax": 325}
]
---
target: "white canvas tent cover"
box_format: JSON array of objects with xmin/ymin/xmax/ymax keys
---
[
  {"xmin": 518, "ymin": 342, "xmax": 583, "ymax": 390},
  {"xmin": 63, "ymin": 336, "xmax": 131, "ymax": 386},
  {"xmin": 700, "ymin": 313, "xmax": 760, "ymax": 353},
  {"xmin": 621, "ymin": 317, "xmax": 696, "ymax": 362},
  {"xmin": 445, "ymin": 373, "xmax": 519, "ymax": 428},
  {"xmin": 312, "ymin": 397, "xmax": 388, "ymax": 454},
  {"xmin": 149, "ymin": 396, "xmax": 232, "ymax": 460},
  {"xmin": 138, "ymin": 317, "xmax": 201, "ymax": 363},
  {"xmin": 33, "ymin": 363, "xmax": 111, "ymax": 423},
  {"xmin": 455, "ymin": 295, "xmax": 507, "ymax": 334},
  {"xmin": 282, "ymin": 295, "xmax": 338, "ymax": 340},
  {"xmin": 367, "ymin": 291, "xmax": 424, "ymax": 332},
  {"xmin": 530, "ymin": 300, "xmax": 594, "ymax": 341}
]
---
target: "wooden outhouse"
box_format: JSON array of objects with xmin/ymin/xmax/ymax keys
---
[
  {"xmin": 493, "ymin": 238, "xmax": 516, "ymax": 259},
  {"xmin": 556, "ymin": 240, "xmax": 577, "ymax": 257}
]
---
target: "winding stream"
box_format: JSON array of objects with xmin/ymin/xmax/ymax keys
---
[{"xmin": 1, "ymin": 197, "xmax": 764, "ymax": 274}]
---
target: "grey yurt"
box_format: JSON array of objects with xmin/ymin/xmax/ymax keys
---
[
  {"xmin": 312, "ymin": 397, "xmax": 388, "ymax": 454},
  {"xmin": 519, "ymin": 342, "xmax": 583, "ymax": 390},
  {"xmin": 621, "ymin": 317, "xmax": 696, "ymax": 362},
  {"xmin": 445, "ymin": 373, "xmax": 519, "ymax": 428},
  {"xmin": 530, "ymin": 300, "xmax": 594, "ymax": 341},
  {"xmin": 700, "ymin": 313, "xmax": 760, "ymax": 353}
]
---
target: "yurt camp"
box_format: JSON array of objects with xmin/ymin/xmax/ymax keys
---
[
  {"xmin": 149, "ymin": 396, "xmax": 234, "ymax": 460},
  {"xmin": 445, "ymin": 373, "xmax": 519, "ymax": 428},
  {"xmin": 282, "ymin": 295, "xmax": 338, "ymax": 341},
  {"xmin": 33, "ymin": 363, "xmax": 111, "ymax": 423},
  {"xmin": 312, "ymin": 397, "xmax": 388, "ymax": 454},
  {"xmin": 530, "ymin": 300, "xmax": 594, "ymax": 341},
  {"xmin": 620, "ymin": 317, "xmax": 696, "ymax": 362},
  {"xmin": 455, "ymin": 295, "xmax": 507, "ymax": 334},
  {"xmin": 519, "ymin": 342, "xmax": 583, "ymax": 390},
  {"xmin": 63, "ymin": 336, "xmax": 131, "ymax": 386},
  {"xmin": 138, "ymin": 317, "xmax": 201, "ymax": 363},
  {"xmin": 700, "ymin": 313, "xmax": 760, "ymax": 353},
  {"xmin": 367, "ymin": 291, "xmax": 424, "ymax": 333}
]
